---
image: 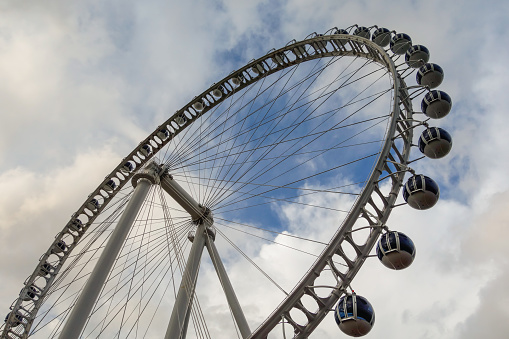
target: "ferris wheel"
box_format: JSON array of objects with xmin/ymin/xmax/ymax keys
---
[{"xmin": 2, "ymin": 24, "xmax": 453, "ymax": 339}]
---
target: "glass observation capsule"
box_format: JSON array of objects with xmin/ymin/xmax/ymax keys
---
[
  {"xmin": 372, "ymin": 27, "xmax": 391, "ymax": 47},
  {"xmin": 175, "ymin": 114, "xmax": 187, "ymax": 126},
  {"xmin": 69, "ymin": 218, "xmax": 83, "ymax": 232},
  {"xmin": 390, "ymin": 33, "xmax": 412, "ymax": 55},
  {"xmin": 103, "ymin": 179, "xmax": 116, "ymax": 192},
  {"xmin": 353, "ymin": 26, "xmax": 371, "ymax": 39},
  {"xmin": 335, "ymin": 293, "xmax": 375, "ymax": 337},
  {"xmin": 38, "ymin": 262, "xmax": 54, "ymax": 276},
  {"xmin": 4, "ymin": 312, "xmax": 23, "ymax": 327},
  {"xmin": 140, "ymin": 144, "xmax": 152, "ymax": 157},
  {"xmin": 416, "ymin": 63, "xmax": 444, "ymax": 89},
  {"xmin": 157, "ymin": 128, "xmax": 170, "ymax": 140},
  {"xmin": 53, "ymin": 240, "xmax": 67, "ymax": 253},
  {"xmin": 419, "ymin": 127, "xmax": 453, "ymax": 159},
  {"xmin": 122, "ymin": 161, "xmax": 135, "ymax": 172},
  {"xmin": 421, "ymin": 90, "xmax": 452, "ymax": 119},
  {"xmin": 87, "ymin": 198, "xmax": 100, "ymax": 211},
  {"xmin": 403, "ymin": 174, "xmax": 440, "ymax": 210},
  {"xmin": 21, "ymin": 285, "xmax": 39, "ymax": 301},
  {"xmin": 377, "ymin": 231, "xmax": 416, "ymax": 270},
  {"xmin": 405, "ymin": 45, "xmax": 430, "ymax": 68}
]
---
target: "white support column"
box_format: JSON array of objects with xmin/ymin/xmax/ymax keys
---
[
  {"xmin": 205, "ymin": 236, "xmax": 251, "ymax": 338},
  {"xmin": 58, "ymin": 163, "xmax": 159, "ymax": 339},
  {"xmin": 164, "ymin": 223, "xmax": 208, "ymax": 339},
  {"xmin": 161, "ymin": 172, "xmax": 250, "ymax": 339}
]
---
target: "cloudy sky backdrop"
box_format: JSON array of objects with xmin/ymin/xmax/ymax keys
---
[{"xmin": 1, "ymin": 0, "xmax": 509, "ymax": 338}]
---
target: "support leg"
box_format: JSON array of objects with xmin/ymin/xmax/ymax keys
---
[
  {"xmin": 206, "ymin": 236, "xmax": 251, "ymax": 338},
  {"xmin": 164, "ymin": 224, "xmax": 207, "ymax": 339},
  {"xmin": 58, "ymin": 178, "xmax": 153, "ymax": 339}
]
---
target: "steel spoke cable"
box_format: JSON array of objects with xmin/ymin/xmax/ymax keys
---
[
  {"xmin": 212, "ymin": 91, "xmax": 391, "ymax": 212},
  {"xmin": 31, "ymin": 194, "xmax": 133, "ymax": 335},
  {"xmin": 201, "ymin": 64, "xmax": 299, "ymax": 205},
  {"xmin": 214, "ymin": 217, "xmax": 328, "ymax": 245},
  {"xmin": 204, "ymin": 232, "xmax": 242, "ymax": 339},
  {"xmin": 214, "ymin": 153, "xmax": 377, "ymax": 213},
  {"xmin": 169, "ymin": 57, "xmax": 382, "ymax": 176},
  {"xmin": 216, "ymin": 228, "xmax": 288, "ymax": 296},
  {"xmin": 84, "ymin": 186, "xmax": 162, "ymax": 337},
  {"xmin": 206, "ymin": 55, "xmax": 347, "ymax": 208},
  {"xmin": 203, "ymin": 58, "xmax": 311, "ymax": 206},
  {"xmin": 210, "ymin": 60, "xmax": 387, "ymax": 210},
  {"xmin": 169, "ymin": 115, "xmax": 387, "ymax": 175},
  {"xmin": 206, "ymin": 56, "xmax": 371, "ymax": 208},
  {"xmin": 165, "ymin": 58, "xmax": 335, "ymax": 171},
  {"xmin": 35, "ymin": 191, "xmax": 190, "ymax": 338},
  {"xmin": 115, "ymin": 184, "xmax": 159, "ymax": 337},
  {"xmin": 168, "ymin": 88, "xmax": 390, "ymax": 172},
  {"xmin": 215, "ymin": 221, "xmax": 324, "ymax": 257}
]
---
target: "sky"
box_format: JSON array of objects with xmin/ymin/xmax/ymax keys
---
[{"xmin": 1, "ymin": 0, "xmax": 509, "ymax": 338}]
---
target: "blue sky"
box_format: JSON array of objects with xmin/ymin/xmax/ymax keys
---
[{"xmin": 1, "ymin": 0, "xmax": 509, "ymax": 338}]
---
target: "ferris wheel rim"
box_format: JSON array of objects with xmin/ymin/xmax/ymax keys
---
[{"xmin": 2, "ymin": 30, "xmax": 415, "ymax": 339}]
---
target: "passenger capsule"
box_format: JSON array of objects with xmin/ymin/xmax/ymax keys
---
[
  {"xmin": 403, "ymin": 174, "xmax": 440, "ymax": 210},
  {"xmin": 292, "ymin": 45, "xmax": 306, "ymax": 58},
  {"xmin": 416, "ymin": 63, "xmax": 444, "ymax": 89},
  {"xmin": 273, "ymin": 53, "xmax": 288, "ymax": 66},
  {"xmin": 212, "ymin": 88, "xmax": 223, "ymax": 98},
  {"xmin": 87, "ymin": 198, "xmax": 100, "ymax": 211},
  {"xmin": 353, "ymin": 26, "xmax": 370, "ymax": 39},
  {"xmin": 21, "ymin": 285, "xmax": 39, "ymax": 301},
  {"xmin": 174, "ymin": 114, "xmax": 187, "ymax": 126},
  {"xmin": 69, "ymin": 219, "xmax": 83, "ymax": 232},
  {"xmin": 231, "ymin": 76, "xmax": 243, "ymax": 86},
  {"xmin": 192, "ymin": 101, "xmax": 204, "ymax": 111},
  {"xmin": 371, "ymin": 27, "xmax": 391, "ymax": 47},
  {"xmin": 38, "ymin": 262, "xmax": 54, "ymax": 276},
  {"xmin": 122, "ymin": 161, "xmax": 135, "ymax": 172},
  {"xmin": 421, "ymin": 90, "xmax": 452, "ymax": 119},
  {"xmin": 140, "ymin": 144, "xmax": 152, "ymax": 157},
  {"xmin": 103, "ymin": 179, "xmax": 116, "ymax": 192},
  {"xmin": 418, "ymin": 127, "xmax": 453, "ymax": 159},
  {"xmin": 405, "ymin": 45, "xmax": 430, "ymax": 68},
  {"xmin": 335, "ymin": 293, "xmax": 375, "ymax": 337},
  {"xmin": 390, "ymin": 33, "xmax": 412, "ymax": 55},
  {"xmin": 157, "ymin": 128, "xmax": 170, "ymax": 140},
  {"xmin": 5, "ymin": 312, "xmax": 23, "ymax": 327},
  {"xmin": 377, "ymin": 231, "xmax": 416, "ymax": 270},
  {"xmin": 53, "ymin": 240, "xmax": 67, "ymax": 253},
  {"xmin": 251, "ymin": 63, "xmax": 265, "ymax": 75},
  {"xmin": 333, "ymin": 28, "xmax": 349, "ymax": 48}
]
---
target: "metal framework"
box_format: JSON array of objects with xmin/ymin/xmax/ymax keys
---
[{"xmin": 2, "ymin": 31, "xmax": 416, "ymax": 339}]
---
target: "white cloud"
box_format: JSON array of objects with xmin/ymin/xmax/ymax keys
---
[{"xmin": 1, "ymin": 1, "xmax": 507, "ymax": 338}]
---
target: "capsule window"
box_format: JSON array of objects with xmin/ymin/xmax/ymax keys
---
[
  {"xmin": 424, "ymin": 177, "xmax": 439, "ymax": 195},
  {"xmin": 356, "ymin": 299, "xmax": 374, "ymax": 323},
  {"xmin": 398, "ymin": 234, "xmax": 415, "ymax": 255}
]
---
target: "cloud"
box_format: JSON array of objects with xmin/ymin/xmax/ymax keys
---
[{"xmin": 1, "ymin": 1, "xmax": 508, "ymax": 339}]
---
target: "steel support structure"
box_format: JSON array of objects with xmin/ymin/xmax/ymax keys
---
[
  {"xmin": 205, "ymin": 236, "xmax": 251, "ymax": 338},
  {"xmin": 58, "ymin": 163, "xmax": 161, "ymax": 339},
  {"xmin": 161, "ymin": 173, "xmax": 250, "ymax": 339}
]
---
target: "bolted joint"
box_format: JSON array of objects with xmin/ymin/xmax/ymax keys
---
[
  {"xmin": 132, "ymin": 160, "xmax": 162, "ymax": 187},
  {"xmin": 192, "ymin": 206, "xmax": 214, "ymax": 226},
  {"xmin": 187, "ymin": 226, "xmax": 216, "ymax": 242}
]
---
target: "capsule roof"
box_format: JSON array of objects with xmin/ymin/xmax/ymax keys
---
[
  {"xmin": 372, "ymin": 27, "xmax": 391, "ymax": 47},
  {"xmin": 418, "ymin": 127, "xmax": 453, "ymax": 159},
  {"xmin": 416, "ymin": 63, "xmax": 444, "ymax": 88}
]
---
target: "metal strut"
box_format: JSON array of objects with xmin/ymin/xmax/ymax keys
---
[
  {"xmin": 160, "ymin": 172, "xmax": 251, "ymax": 339},
  {"xmin": 58, "ymin": 161, "xmax": 161, "ymax": 339}
]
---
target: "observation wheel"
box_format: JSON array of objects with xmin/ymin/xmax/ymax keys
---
[{"xmin": 2, "ymin": 24, "xmax": 453, "ymax": 339}]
